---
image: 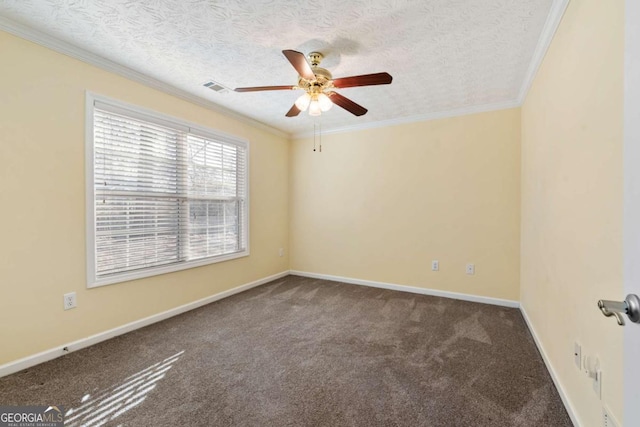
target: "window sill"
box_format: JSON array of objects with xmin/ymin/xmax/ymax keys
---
[{"xmin": 87, "ymin": 250, "xmax": 250, "ymax": 288}]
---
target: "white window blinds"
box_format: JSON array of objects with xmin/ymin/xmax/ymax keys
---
[{"xmin": 88, "ymin": 97, "xmax": 248, "ymax": 287}]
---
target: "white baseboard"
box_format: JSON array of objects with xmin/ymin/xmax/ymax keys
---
[
  {"xmin": 520, "ymin": 305, "xmax": 581, "ymax": 427},
  {"xmin": 289, "ymin": 270, "xmax": 520, "ymax": 308},
  {"xmin": 0, "ymin": 270, "xmax": 289, "ymax": 378}
]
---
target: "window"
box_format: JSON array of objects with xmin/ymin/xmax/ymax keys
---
[{"xmin": 86, "ymin": 94, "xmax": 249, "ymax": 287}]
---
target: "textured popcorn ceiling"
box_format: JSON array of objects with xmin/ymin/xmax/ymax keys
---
[{"xmin": 0, "ymin": 0, "xmax": 555, "ymax": 135}]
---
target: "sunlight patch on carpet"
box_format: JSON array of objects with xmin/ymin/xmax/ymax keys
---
[{"xmin": 64, "ymin": 351, "xmax": 184, "ymax": 427}]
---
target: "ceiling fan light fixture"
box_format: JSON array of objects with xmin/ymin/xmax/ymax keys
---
[
  {"xmin": 308, "ymin": 99, "xmax": 322, "ymax": 116},
  {"xmin": 318, "ymin": 93, "xmax": 333, "ymax": 111},
  {"xmin": 295, "ymin": 93, "xmax": 311, "ymax": 111}
]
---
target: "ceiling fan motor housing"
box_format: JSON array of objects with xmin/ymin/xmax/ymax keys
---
[{"xmin": 298, "ymin": 66, "xmax": 333, "ymax": 95}]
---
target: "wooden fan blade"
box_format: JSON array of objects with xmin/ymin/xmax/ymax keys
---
[
  {"xmin": 332, "ymin": 72, "xmax": 393, "ymax": 88},
  {"xmin": 286, "ymin": 104, "xmax": 301, "ymax": 117},
  {"xmin": 282, "ymin": 50, "xmax": 316, "ymax": 80},
  {"xmin": 328, "ymin": 92, "xmax": 368, "ymax": 116},
  {"xmin": 234, "ymin": 85, "xmax": 295, "ymax": 92}
]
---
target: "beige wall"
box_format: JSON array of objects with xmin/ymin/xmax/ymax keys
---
[
  {"xmin": 290, "ymin": 109, "xmax": 521, "ymax": 301},
  {"xmin": 0, "ymin": 2, "xmax": 627, "ymax": 422},
  {"xmin": 520, "ymin": 0, "xmax": 624, "ymax": 425},
  {"xmin": 0, "ymin": 32, "xmax": 290, "ymax": 365}
]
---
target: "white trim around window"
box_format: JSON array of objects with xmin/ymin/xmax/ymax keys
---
[{"xmin": 85, "ymin": 92, "xmax": 250, "ymax": 288}]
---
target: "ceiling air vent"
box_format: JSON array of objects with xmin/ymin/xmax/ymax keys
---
[{"xmin": 203, "ymin": 80, "xmax": 229, "ymax": 94}]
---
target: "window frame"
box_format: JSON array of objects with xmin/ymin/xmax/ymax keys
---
[{"xmin": 85, "ymin": 92, "xmax": 250, "ymax": 288}]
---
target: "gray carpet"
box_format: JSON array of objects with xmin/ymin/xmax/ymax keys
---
[{"xmin": 0, "ymin": 275, "xmax": 571, "ymax": 426}]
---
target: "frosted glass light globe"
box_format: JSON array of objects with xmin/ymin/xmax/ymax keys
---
[
  {"xmin": 294, "ymin": 93, "xmax": 311, "ymax": 111},
  {"xmin": 317, "ymin": 93, "xmax": 333, "ymax": 111},
  {"xmin": 308, "ymin": 100, "xmax": 322, "ymax": 116}
]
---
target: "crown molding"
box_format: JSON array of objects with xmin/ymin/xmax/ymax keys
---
[
  {"xmin": 0, "ymin": 16, "xmax": 289, "ymax": 139},
  {"xmin": 1, "ymin": 0, "xmax": 568, "ymax": 140},
  {"xmin": 517, "ymin": 0, "xmax": 570, "ymax": 104},
  {"xmin": 291, "ymin": 0, "xmax": 569, "ymax": 140},
  {"xmin": 291, "ymin": 99, "xmax": 521, "ymax": 139}
]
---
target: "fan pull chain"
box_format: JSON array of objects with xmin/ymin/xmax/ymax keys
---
[{"xmin": 313, "ymin": 122, "xmax": 322, "ymax": 153}]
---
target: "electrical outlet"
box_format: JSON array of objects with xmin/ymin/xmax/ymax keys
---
[
  {"xmin": 466, "ymin": 263, "xmax": 475, "ymax": 275},
  {"xmin": 278, "ymin": 248, "xmax": 284, "ymax": 257},
  {"xmin": 64, "ymin": 292, "xmax": 76, "ymax": 310},
  {"xmin": 574, "ymin": 342, "xmax": 581, "ymax": 370},
  {"xmin": 431, "ymin": 260, "xmax": 439, "ymax": 271}
]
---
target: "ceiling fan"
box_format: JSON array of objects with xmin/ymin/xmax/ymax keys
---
[{"xmin": 234, "ymin": 50, "xmax": 392, "ymax": 117}]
